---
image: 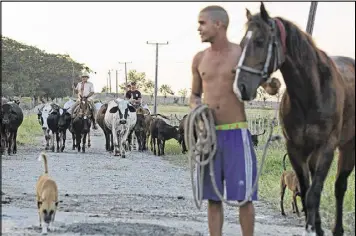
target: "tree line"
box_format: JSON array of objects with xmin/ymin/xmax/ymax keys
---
[{"xmin": 2, "ymin": 36, "xmax": 91, "ymax": 103}]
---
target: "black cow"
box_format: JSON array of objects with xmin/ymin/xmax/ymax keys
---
[
  {"xmin": 57, "ymin": 108, "xmax": 72, "ymax": 152},
  {"xmin": 133, "ymin": 108, "xmax": 146, "ymax": 152},
  {"xmin": 96, "ymin": 103, "xmax": 112, "ymax": 152},
  {"xmin": 175, "ymin": 114, "xmax": 188, "ymax": 154},
  {"xmin": 71, "ymin": 111, "xmax": 91, "ymax": 153},
  {"xmin": 150, "ymin": 118, "xmax": 180, "ymax": 156},
  {"xmin": 1, "ymin": 102, "xmax": 24, "ymax": 155}
]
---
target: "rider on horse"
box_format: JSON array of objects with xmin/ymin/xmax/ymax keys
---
[{"xmin": 71, "ymin": 71, "xmax": 98, "ymax": 129}]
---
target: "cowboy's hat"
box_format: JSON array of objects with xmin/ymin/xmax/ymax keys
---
[{"xmin": 81, "ymin": 71, "xmax": 90, "ymax": 78}]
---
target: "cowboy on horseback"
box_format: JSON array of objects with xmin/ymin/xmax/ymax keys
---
[{"xmin": 71, "ymin": 71, "xmax": 98, "ymax": 129}]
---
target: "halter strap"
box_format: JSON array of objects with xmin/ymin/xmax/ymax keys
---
[{"xmin": 275, "ymin": 18, "xmax": 287, "ymax": 54}]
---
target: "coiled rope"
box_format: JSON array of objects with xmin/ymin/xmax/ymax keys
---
[{"xmin": 184, "ymin": 102, "xmax": 280, "ymax": 209}]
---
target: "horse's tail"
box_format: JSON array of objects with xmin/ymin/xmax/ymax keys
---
[{"xmin": 282, "ymin": 153, "xmax": 288, "ymax": 171}]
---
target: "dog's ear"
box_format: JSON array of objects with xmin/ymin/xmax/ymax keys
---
[
  {"xmin": 37, "ymin": 201, "xmax": 42, "ymax": 209},
  {"xmin": 55, "ymin": 201, "xmax": 59, "ymax": 207}
]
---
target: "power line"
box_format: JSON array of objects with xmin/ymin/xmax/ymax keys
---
[
  {"xmin": 306, "ymin": 2, "xmax": 318, "ymax": 35},
  {"xmin": 146, "ymin": 41, "xmax": 169, "ymax": 114}
]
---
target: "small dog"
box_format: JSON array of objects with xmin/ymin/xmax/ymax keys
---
[
  {"xmin": 280, "ymin": 153, "xmax": 301, "ymax": 217},
  {"xmin": 36, "ymin": 152, "xmax": 58, "ymax": 234},
  {"xmin": 251, "ymin": 130, "xmax": 266, "ymax": 147}
]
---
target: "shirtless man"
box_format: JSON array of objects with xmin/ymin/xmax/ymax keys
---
[{"xmin": 189, "ymin": 5, "xmax": 257, "ymax": 236}]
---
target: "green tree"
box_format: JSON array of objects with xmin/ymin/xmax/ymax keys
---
[
  {"xmin": 127, "ymin": 70, "xmax": 147, "ymax": 89},
  {"xmin": 144, "ymin": 80, "xmax": 155, "ymax": 102},
  {"xmin": 159, "ymin": 84, "xmax": 174, "ymax": 104},
  {"xmin": 178, "ymin": 88, "xmax": 188, "ymax": 104}
]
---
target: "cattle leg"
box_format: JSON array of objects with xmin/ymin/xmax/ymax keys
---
[
  {"xmin": 7, "ymin": 132, "xmax": 14, "ymax": 155},
  {"xmin": 13, "ymin": 130, "xmax": 18, "ymax": 154},
  {"xmin": 162, "ymin": 140, "xmax": 166, "ymax": 155},
  {"xmin": 152, "ymin": 137, "xmax": 157, "ymax": 155},
  {"xmin": 157, "ymin": 139, "xmax": 162, "ymax": 156},
  {"xmin": 50, "ymin": 131, "xmax": 55, "ymax": 152},
  {"xmin": 332, "ymin": 138, "xmax": 355, "ymax": 236},
  {"xmin": 56, "ymin": 132, "xmax": 60, "ymax": 152}
]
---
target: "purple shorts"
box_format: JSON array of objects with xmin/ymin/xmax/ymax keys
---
[{"xmin": 196, "ymin": 128, "xmax": 258, "ymax": 202}]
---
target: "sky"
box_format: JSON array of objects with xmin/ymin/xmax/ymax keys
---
[{"xmin": 2, "ymin": 2, "xmax": 355, "ymax": 95}]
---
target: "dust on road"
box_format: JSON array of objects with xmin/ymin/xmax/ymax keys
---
[{"xmin": 2, "ymin": 128, "xmax": 307, "ymax": 235}]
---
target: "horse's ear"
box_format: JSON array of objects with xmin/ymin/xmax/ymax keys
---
[
  {"xmin": 246, "ymin": 8, "xmax": 252, "ymax": 21},
  {"xmin": 260, "ymin": 2, "xmax": 270, "ymax": 22}
]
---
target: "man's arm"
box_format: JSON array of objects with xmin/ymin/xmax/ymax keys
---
[
  {"xmin": 86, "ymin": 83, "xmax": 94, "ymax": 98},
  {"xmin": 189, "ymin": 51, "xmax": 203, "ymax": 109}
]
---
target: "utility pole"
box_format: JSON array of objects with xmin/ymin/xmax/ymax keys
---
[
  {"xmin": 146, "ymin": 41, "xmax": 169, "ymax": 114},
  {"xmin": 106, "ymin": 74, "xmax": 109, "ymax": 94},
  {"xmin": 306, "ymin": 2, "xmax": 318, "ymax": 35},
  {"xmin": 115, "ymin": 69, "xmax": 119, "ymax": 97},
  {"xmin": 108, "ymin": 70, "xmax": 112, "ymax": 93},
  {"xmin": 118, "ymin": 61, "xmax": 132, "ymax": 86}
]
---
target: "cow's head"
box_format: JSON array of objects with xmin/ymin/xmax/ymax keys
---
[
  {"xmin": 58, "ymin": 108, "xmax": 71, "ymax": 130},
  {"xmin": 1, "ymin": 103, "xmax": 13, "ymax": 125},
  {"xmin": 38, "ymin": 104, "xmax": 54, "ymax": 131},
  {"xmin": 109, "ymin": 100, "xmax": 136, "ymax": 125}
]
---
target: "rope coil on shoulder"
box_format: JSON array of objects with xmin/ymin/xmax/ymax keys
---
[{"xmin": 184, "ymin": 103, "xmax": 279, "ymax": 209}]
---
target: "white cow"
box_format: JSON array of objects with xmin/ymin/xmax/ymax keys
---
[
  {"xmin": 37, "ymin": 103, "xmax": 55, "ymax": 150},
  {"xmin": 104, "ymin": 98, "xmax": 137, "ymax": 157}
]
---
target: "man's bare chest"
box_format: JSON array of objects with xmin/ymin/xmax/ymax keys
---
[{"xmin": 198, "ymin": 55, "xmax": 238, "ymax": 81}]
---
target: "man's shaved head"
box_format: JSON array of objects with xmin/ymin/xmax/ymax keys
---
[{"xmin": 200, "ymin": 5, "xmax": 229, "ymax": 29}]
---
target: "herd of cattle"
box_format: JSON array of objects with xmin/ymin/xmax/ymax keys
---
[{"xmin": 0, "ymin": 97, "xmax": 188, "ymax": 157}]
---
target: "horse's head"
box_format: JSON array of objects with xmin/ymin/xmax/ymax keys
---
[
  {"xmin": 234, "ymin": 2, "xmax": 286, "ymax": 101},
  {"xmin": 78, "ymin": 95, "xmax": 90, "ymax": 117}
]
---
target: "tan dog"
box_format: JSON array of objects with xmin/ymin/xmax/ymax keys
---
[
  {"xmin": 280, "ymin": 153, "xmax": 301, "ymax": 217},
  {"xmin": 36, "ymin": 152, "xmax": 58, "ymax": 235}
]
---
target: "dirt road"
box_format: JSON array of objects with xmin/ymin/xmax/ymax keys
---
[{"xmin": 2, "ymin": 128, "xmax": 307, "ymax": 235}]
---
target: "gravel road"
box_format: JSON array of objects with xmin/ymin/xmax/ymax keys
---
[{"xmin": 1, "ymin": 128, "xmax": 311, "ymax": 236}]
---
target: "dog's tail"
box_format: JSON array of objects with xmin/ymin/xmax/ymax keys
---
[
  {"xmin": 38, "ymin": 152, "xmax": 48, "ymax": 174},
  {"xmin": 282, "ymin": 153, "xmax": 288, "ymax": 171}
]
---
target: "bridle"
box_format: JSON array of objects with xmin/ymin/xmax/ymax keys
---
[{"xmin": 237, "ymin": 18, "xmax": 287, "ymax": 83}]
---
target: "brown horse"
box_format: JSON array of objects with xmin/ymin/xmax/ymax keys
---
[{"xmin": 234, "ymin": 3, "xmax": 355, "ymax": 236}]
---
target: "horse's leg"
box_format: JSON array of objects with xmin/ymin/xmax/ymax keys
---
[
  {"xmin": 87, "ymin": 131, "xmax": 91, "ymax": 148},
  {"xmin": 332, "ymin": 138, "xmax": 355, "ymax": 236},
  {"xmin": 76, "ymin": 133, "xmax": 81, "ymax": 152},
  {"xmin": 82, "ymin": 133, "xmax": 86, "ymax": 153},
  {"xmin": 72, "ymin": 133, "xmax": 76, "ymax": 150},
  {"xmin": 286, "ymin": 142, "xmax": 310, "ymax": 219},
  {"xmin": 304, "ymin": 147, "xmax": 334, "ymax": 236}
]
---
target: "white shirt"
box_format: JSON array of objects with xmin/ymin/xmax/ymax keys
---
[{"xmin": 76, "ymin": 81, "xmax": 94, "ymax": 97}]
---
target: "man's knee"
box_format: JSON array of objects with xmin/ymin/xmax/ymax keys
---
[{"xmin": 208, "ymin": 200, "xmax": 222, "ymax": 208}]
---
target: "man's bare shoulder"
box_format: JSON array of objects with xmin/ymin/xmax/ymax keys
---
[{"xmin": 192, "ymin": 50, "xmax": 206, "ymax": 65}]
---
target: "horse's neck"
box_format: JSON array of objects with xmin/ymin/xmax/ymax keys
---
[{"xmin": 280, "ymin": 56, "xmax": 324, "ymax": 112}]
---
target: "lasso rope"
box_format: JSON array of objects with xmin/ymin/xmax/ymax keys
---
[{"xmin": 184, "ymin": 101, "xmax": 280, "ymax": 209}]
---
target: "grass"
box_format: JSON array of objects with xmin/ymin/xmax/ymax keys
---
[
  {"xmin": 17, "ymin": 114, "xmax": 42, "ymax": 145},
  {"xmin": 160, "ymin": 105, "xmax": 355, "ymax": 234}
]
